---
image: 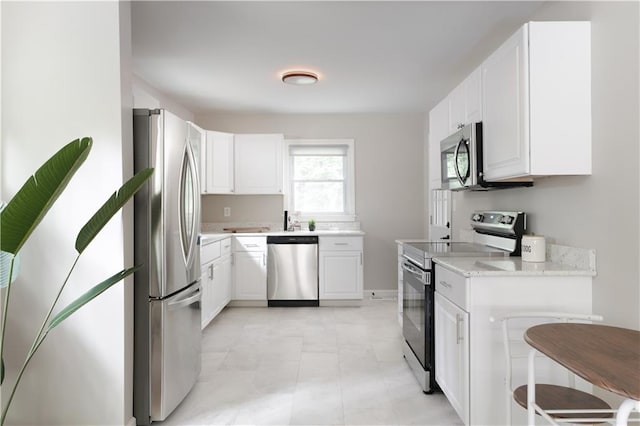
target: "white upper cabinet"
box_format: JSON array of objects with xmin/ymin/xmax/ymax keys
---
[
  {"xmin": 234, "ymin": 133, "xmax": 284, "ymax": 194},
  {"xmin": 429, "ymin": 97, "xmax": 449, "ymax": 190},
  {"xmin": 204, "ymin": 130, "xmax": 234, "ymax": 194},
  {"xmin": 463, "ymin": 67, "xmax": 482, "ymax": 124},
  {"xmin": 448, "ymin": 66, "xmax": 483, "ymax": 134},
  {"xmin": 482, "ymin": 22, "xmax": 591, "ymax": 181},
  {"xmin": 448, "ymin": 83, "xmax": 466, "ymax": 135}
]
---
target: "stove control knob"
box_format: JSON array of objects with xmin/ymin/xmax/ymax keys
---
[
  {"xmin": 501, "ymin": 215, "xmax": 514, "ymax": 225},
  {"xmin": 472, "ymin": 213, "xmax": 483, "ymax": 222}
]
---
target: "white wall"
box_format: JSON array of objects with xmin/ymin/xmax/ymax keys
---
[
  {"xmin": 446, "ymin": 1, "xmax": 640, "ymax": 330},
  {"xmin": 195, "ymin": 113, "xmax": 426, "ymax": 292},
  {"xmin": 132, "ymin": 75, "xmax": 194, "ymax": 122},
  {"xmin": 2, "ymin": 2, "xmax": 132, "ymax": 424}
]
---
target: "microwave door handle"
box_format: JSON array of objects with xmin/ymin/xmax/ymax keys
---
[
  {"xmin": 453, "ymin": 138, "xmax": 467, "ymax": 185},
  {"xmin": 453, "ymin": 138, "xmax": 471, "ymax": 186}
]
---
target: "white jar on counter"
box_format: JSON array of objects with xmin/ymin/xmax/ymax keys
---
[{"xmin": 521, "ymin": 235, "xmax": 546, "ymax": 262}]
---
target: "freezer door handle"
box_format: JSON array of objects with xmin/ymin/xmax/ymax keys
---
[{"xmin": 168, "ymin": 287, "xmax": 201, "ymax": 311}]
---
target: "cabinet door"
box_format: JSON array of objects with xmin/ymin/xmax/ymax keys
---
[
  {"xmin": 220, "ymin": 255, "xmax": 232, "ymax": 306},
  {"xmin": 211, "ymin": 258, "xmax": 225, "ymax": 318},
  {"xmin": 482, "ymin": 25, "xmax": 530, "ymax": 180},
  {"xmin": 435, "ymin": 292, "xmax": 469, "ymax": 425},
  {"xmin": 464, "ymin": 66, "xmax": 482, "ymax": 123},
  {"xmin": 233, "ymin": 252, "xmax": 267, "ymax": 300},
  {"xmin": 429, "ymin": 98, "xmax": 449, "ymax": 190},
  {"xmin": 234, "ymin": 134, "xmax": 283, "ymax": 194},
  {"xmin": 448, "ymin": 82, "xmax": 466, "ymax": 134},
  {"xmin": 201, "ymin": 261, "xmax": 215, "ymax": 329},
  {"xmin": 319, "ymin": 250, "xmax": 363, "ymax": 300},
  {"xmin": 205, "ymin": 131, "xmax": 234, "ymax": 194}
]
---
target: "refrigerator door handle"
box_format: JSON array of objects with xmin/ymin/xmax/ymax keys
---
[
  {"xmin": 178, "ymin": 141, "xmax": 200, "ymax": 270},
  {"xmin": 167, "ymin": 287, "xmax": 201, "ymax": 311}
]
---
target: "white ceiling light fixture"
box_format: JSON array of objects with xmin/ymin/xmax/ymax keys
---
[{"xmin": 281, "ymin": 70, "xmax": 319, "ymax": 85}]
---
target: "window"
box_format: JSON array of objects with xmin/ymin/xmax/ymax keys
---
[{"xmin": 286, "ymin": 139, "xmax": 355, "ymax": 221}]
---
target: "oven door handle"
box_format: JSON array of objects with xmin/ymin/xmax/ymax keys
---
[{"xmin": 402, "ymin": 261, "xmax": 429, "ymax": 284}]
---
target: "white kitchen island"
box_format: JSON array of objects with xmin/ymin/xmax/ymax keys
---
[{"xmin": 433, "ymin": 246, "xmax": 597, "ymax": 426}]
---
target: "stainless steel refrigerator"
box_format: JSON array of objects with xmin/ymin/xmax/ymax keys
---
[{"xmin": 133, "ymin": 109, "xmax": 202, "ymax": 424}]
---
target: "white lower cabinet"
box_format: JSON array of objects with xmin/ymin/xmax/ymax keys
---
[
  {"xmin": 200, "ymin": 236, "xmax": 232, "ymax": 329},
  {"xmin": 434, "ymin": 263, "xmax": 594, "ymax": 425},
  {"xmin": 200, "ymin": 259, "xmax": 215, "ymax": 329},
  {"xmin": 211, "ymin": 254, "xmax": 231, "ymax": 316},
  {"xmin": 435, "ymin": 292, "xmax": 469, "ymax": 425},
  {"xmin": 232, "ymin": 236, "xmax": 267, "ymax": 301},
  {"xmin": 318, "ymin": 236, "xmax": 363, "ymax": 300}
]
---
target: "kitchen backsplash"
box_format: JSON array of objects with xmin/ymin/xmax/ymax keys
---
[{"xmin": 201, "ymin": 194, "xmax": 283, "ymax": 223}]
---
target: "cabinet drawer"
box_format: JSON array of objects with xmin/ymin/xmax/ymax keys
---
[
  {"xmin": 319, "ymin": 236, "xmax": 363, "ymax": 251},
  {"xmin": 435, "ymin": 264, "xmax": 468, "ymax": 310},
  {"xmin": 201, "ymin": 240, "xmax": 221, "ymax": 264},
  {"xmin": 233, "ymin": 236, "xmax": 267, "ymax": 252},
  {"xmin": 220, "ymin": 237, "xmax": 232, "ymax": 256}
]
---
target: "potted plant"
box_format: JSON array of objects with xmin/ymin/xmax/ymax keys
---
[
  {"xmin": 0, "ymin": 137, "xmax": 153, "ymax": 424},
  {"xmin": 308, "ymin": 219, "xmax": 316, "ymax": 231}
]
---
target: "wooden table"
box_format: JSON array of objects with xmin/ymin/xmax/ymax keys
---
[{"xmin": 525, "ymin": 323, "xmax": 640, "ymax": 425}]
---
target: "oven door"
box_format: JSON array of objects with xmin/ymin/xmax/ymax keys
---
[{"xmin": 402, "ymin": 259, "xmax": 431, "ymax": 369}]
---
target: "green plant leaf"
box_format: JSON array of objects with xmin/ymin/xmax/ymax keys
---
[
  {"xmin": 0, "ymin": 138, "xmax": 92, "ymax": 255},
  {"xmin": 46, "ymin": 266, "xmax": 139, "ymax": 331},
  {"xmin": 75, "ymin": 168, "xmax": 154, "ymax": 254}
]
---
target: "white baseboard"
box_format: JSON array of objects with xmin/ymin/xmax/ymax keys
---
[
  {"xmin": 364, "ymin": 289, "xmax": 397, "ymax": 300},
  {"xmin": 228, "ymin": 300, "xmax": 268, "ymax": 307},
  {"xmin": 126, "ymin": 417, "xmax": 136, "ymax": 426},
  {"xmin": 319, "ymin": 299, "xmax": 362, "ymax": 307}
]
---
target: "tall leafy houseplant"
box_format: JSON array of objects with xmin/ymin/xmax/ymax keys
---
[{"xmin": 0, "ymin": 137, "xmax": 153, "ymax": 424}]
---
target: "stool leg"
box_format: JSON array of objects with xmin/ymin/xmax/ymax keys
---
[
  {"xmin": 527, "ymin": 349, "xmax": 537, "ymax": 425},
  {"xmin": 616, "ymin": 399, "xmax": 640, "ymax": 426}
]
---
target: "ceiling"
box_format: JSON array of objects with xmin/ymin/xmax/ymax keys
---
[{"xmin": 131, "ymin": 1, "xmax": 543, "ymax": 115}]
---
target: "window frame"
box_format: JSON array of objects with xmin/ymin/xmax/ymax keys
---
[{"xmin": 284, "ymin": 139, "xmax": 356, "ymax": 222}]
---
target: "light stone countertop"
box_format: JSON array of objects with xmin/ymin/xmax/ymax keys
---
[
  {"xmin": 433, "ymin": 256, "xmax": 596, "ymax": 277},
  {"xmin": 396, "ymin": 240, "xmax": 596, "ymax": 277},
  {"xmin": 201, "ymin": 229, "xmax": 365, "ymax": 244}
]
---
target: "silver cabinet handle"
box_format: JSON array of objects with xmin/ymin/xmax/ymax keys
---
[
  {"xmin": 360, "ymin": 252, "xmax": 362, "ymax": 265},
  {"xmin": 439, "ymin": 280, "xmax": 452, "ymax": 289},
  {"xmin": 263, "ymin": 253, "xmax": 266, "ymax": 266},
  {"xmin": 246, "ymin": 243, "xmax": 259, "ymax": 248},
  {"xmin": 334, "ymin": 242, "xmax": 349, "ymax": 246},
  {"xmin": 456, "ymin": 314, "xmax": 463, "ymax": 344},
  {"xmin": 208, "ymin": 264, "xmax": 214, "ymax": 280}
]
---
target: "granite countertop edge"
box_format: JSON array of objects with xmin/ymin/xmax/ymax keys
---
[
  {"xmin": 201, "ymin": 230, "xmax": 365, "ymax": 243},
  {"xmin": 433, "ymin": 256, "xmax": 596, "ymax": 277}
]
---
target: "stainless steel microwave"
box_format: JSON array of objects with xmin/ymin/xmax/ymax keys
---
[
  {"xmin": 440, "ymin": 122, "xmax": 481, "ymax": 190},
  {"xmin": 439, "ymin": 122, "xmax": 533, "ymax": 191}
]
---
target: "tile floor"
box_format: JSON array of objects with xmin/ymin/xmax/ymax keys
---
[{"xmin": 162, "ymin": 300, "xmax": 463, "ymax": 425}]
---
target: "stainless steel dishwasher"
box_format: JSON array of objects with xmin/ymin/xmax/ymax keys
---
[{"xmin": 267, "ymin": 235, "xmax": 319, "ymax": 307}]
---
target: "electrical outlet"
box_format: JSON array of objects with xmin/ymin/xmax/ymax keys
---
[{"xmin": 224, "ymin": 207, "xmax": 231, "ymax": 217}]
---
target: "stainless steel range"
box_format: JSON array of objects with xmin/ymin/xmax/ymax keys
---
[{"xmin": 401, "ymin": 211, "xmax": 526, "ymax": 393}]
